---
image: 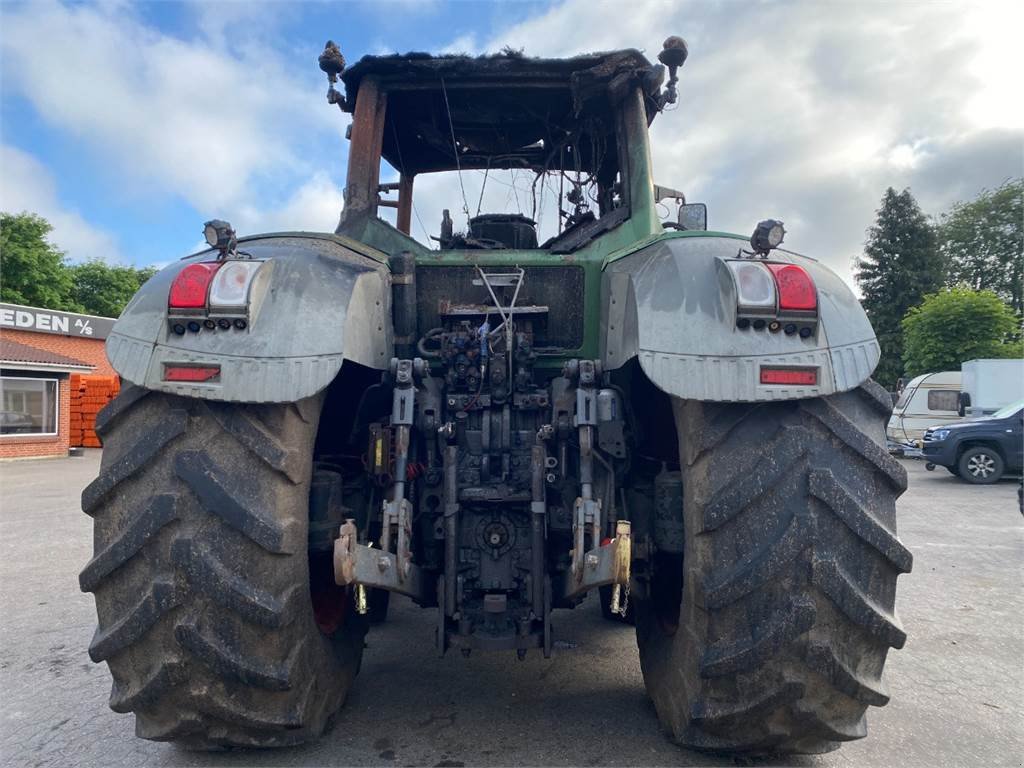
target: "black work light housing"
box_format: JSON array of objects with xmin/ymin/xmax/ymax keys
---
[
  {"xmin": 203, "ymin": 219, "xmax": 237, "ymax": 255},
  {"xmin": 750, "ymin": 219, "xmax": 785, "ymax": 256}
]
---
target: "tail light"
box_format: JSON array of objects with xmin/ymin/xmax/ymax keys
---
[
  {"xmin": 169, "ymin": 263, "xmax": 222, "ymax": 309},
  {"xmin": 209, "ymin": 261, "xmax": 265, "ymax": 309},
  {"xmin": 760, "ymin": 367, "xmax": 818, "ymax": 385},
  {"xmin": 767, "ymin": 263, "xmax": 817, "ymax": 311},
  {"xmin": 726, "ymin": 261, "xmax": 776, "ymax": 312},
  {"xmin": 163, "ymin": 364, "xmax": 221, "ymax": 382}
]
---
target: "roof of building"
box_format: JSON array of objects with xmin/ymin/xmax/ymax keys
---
[{"xmin": 0, "ymin": 337, "xmax": 94, "ymax": 371}]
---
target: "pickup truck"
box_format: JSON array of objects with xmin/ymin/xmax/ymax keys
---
[{"xmin": 922, "ymin": 400, "xmax": 1024, "ymax": 483}]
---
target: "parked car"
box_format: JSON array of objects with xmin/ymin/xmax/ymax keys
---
[
  {"xmin": 922, "ymin": 399, "xmax": 1024, "ymax": 484},
  {"xmin": 887, "ymin": 370, "xmax": 962, "ymax": 449}
]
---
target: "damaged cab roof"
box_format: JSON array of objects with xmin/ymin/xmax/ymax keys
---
[{"xmin": 340, "ymin": 50, "xmax": 665, "ymax": 175}]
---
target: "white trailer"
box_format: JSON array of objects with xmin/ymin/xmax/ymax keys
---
[
  {"xmin": 887, "ymin": 370, "xmax": 962, "ymax": 447},
  {"xmin": 960, "ymin": 358, "xmax": 1024, "ymax": 416}
]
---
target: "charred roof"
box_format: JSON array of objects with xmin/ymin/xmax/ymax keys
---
[{"xmin": 340, "ymin": 49, "xmax": 665, "ymax": 176}]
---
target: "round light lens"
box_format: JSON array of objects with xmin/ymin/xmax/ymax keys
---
[
  {"xmin": 768, "ymin": 224, "xmax": 785, "ymax": 247},
  {"xmin": 204, "ymin": 224, "xmax": 218, "ymax": 247}
]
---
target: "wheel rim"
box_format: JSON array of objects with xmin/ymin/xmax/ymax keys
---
[{"xmin": 967, "ymin": 453, "xmax": 996, "ymax": 478}]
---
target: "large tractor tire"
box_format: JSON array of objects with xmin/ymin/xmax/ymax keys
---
[
  {"xmin": 79, "ymin": 387, "xmax": 366, "ymax": 748},
  {"xmin": 635, "ymin": 381, "xmax": 912, "ymax": 755}
]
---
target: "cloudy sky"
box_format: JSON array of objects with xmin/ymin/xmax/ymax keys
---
[{"xmin": 1, "ymin": 0, "xmax": 1021, "ymax": 287}]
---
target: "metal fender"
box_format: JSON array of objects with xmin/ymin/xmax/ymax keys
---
[
  {"xmin": 106, "ymin": 233, "xmax": 392, "ymax": 402},
  {"xmin": 601, "ymin": 234, "xmax": 879, "ymax": 401}
]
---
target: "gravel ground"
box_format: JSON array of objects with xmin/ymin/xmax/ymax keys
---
[{"xmin": 1, "ymin": 451, "xmax": 1021, "ymax": 767}]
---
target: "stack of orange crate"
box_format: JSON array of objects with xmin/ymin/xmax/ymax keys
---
[{"xmin": 69, "ymin": 375, "xmax": 120, "ymax": 448}]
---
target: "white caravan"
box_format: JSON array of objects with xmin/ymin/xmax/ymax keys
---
[{"xmin": 887, "ymin": 370, "xmax": 962, "ymax": 446}]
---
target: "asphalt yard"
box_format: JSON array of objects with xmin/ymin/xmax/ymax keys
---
[{"xmin": 1, "ymin": 452, "xmax": 1021, "ymax": 767}]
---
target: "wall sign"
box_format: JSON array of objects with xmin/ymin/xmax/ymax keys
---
[{"xmin": 0, "ymin": 303, "xmax": 115, "ymax": 340}]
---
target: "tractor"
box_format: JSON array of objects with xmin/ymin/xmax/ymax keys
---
[{"xmin": 80, "ymin": 38, "xmax": 912, "ymax": 754}]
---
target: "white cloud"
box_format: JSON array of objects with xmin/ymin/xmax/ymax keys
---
[
  {"xmin": 0, "ymin": 1, "xmax": 338, "ymax": 214},
  {"xmin": 0, "ymin": 145, "xmax": 123, "ymax": 263},
  {"xmin": 2, "ymin": 0, "xmax": 1021, "ymax": 289},
  {"xmin": 233, "ymin": 171, "xmax": 345, "ymax": 235},
  {"xmin": 445, "ymin": 0, "xmax": 1024, "ymax": 287}
]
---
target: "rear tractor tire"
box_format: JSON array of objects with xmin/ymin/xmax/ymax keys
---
[
  {"xmin": 635, "ymin": 381, "xmax": 912, "ymax": 755},
  {"xmin": 79, "ymin": 387, "xmax": 367, "ymax": 748}
]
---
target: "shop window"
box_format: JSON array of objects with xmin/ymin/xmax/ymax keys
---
[
  {"xmin": 0, "ymin": 377, "xmax": 58, "ymax": 435},
  {"xmin": 927, "ymin": 389, "xmax": 959, "ymax": 412}
]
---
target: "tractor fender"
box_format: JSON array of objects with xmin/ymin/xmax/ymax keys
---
[
  {"xmin": 601, "ymin": 234, "xmax": 879, "ymax": 401},
  {"xmin": 106, "ymin": 233, "xmax": 392, "ymax": 402}
]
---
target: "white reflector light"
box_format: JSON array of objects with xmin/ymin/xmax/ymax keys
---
[
  {"xmin": 209, "ymin": 261, "xmax": 264, "ymax": 308},
  {"xmin": 727, "ymin": 261, "xmax": 776, "ymax": 310}
]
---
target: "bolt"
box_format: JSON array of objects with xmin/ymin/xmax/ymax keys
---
[
  {"xmin": 586, "ymin": 553, "xmax": 600, "ymax": 569},
  {"xmin": 378, "ymin": 556, "xmax": 391, "ymax": 572},
  {"xmin": 517, "ymin": 649, "xmax": 527, "ymax": 661}
]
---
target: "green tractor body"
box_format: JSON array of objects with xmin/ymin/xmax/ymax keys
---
[{"xmin": 82, "ymin": 42, "xmax": 910, "ymax": 754}]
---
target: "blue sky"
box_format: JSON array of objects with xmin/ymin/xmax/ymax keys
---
[{"xmin": 2, "ymin": 0, "xmax": 1022, "ymax": 287}]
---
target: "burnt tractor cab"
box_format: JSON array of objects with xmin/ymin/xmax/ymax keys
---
[
  {"xmin": 86, "ymin": 39, "xmax": 909, "ymax": 756},
  {"xmin": 331, "ymin": 43, "xmax": 698, "ymax": 253}
]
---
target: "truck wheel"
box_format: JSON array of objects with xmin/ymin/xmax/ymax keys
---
[
  {"xmin": 635, "ymin": 381, "xmax": 911, "ymax": 754},
  {"xmin": 79, "ymin": 387, "xmax": 366, "ymax": 748},
  {"xmin": 957, "ymin": 446, "xmax": 1004, "ymax": 484}
]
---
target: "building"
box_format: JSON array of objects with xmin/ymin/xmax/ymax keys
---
[{"xmin": 0, "ymin": 303, "xmax": 116, "ymax": 459}]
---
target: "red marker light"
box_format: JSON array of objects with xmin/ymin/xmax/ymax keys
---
[
  {"xmin": 163, "ymin": 365, "xmax": 221, "ymax": 382},
  {"xmin": 169, "ymin": 263, "xmax": 222, "ymax": 309},
  {"xmin": 760, "ymin": 367, "xmax": 818, "ymax": 386},
  {"xmin": 767, "ymin": 263, "xmax": 816, "ymax": 311}
]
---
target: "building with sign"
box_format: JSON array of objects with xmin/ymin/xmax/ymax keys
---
[{"xmin": 1, "ymin": 303, "xmax": 116, "ymax": 459}]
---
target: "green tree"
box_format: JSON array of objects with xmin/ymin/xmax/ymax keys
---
[
  {"xmin": 0, "ymin": 211, "xmax": 81, "ymax": 310},
  {"xmin": 70, "ymin": 260, "xmax": 157, "ymax": 318},
  {"xmin": 854, "ymin": 187, "xmax": 944, "ymax": 387},
  {"xmin": 938, "ymin": 178, "xmax": 1023, "ymax": 315},
  {"xmin": 902, "ymin": 288, "xmax": 1022, "ymax": 377}
]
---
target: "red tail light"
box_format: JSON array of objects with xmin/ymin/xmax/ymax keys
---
[
  {"xmin": 760, "ymin": 367, "xmax": 818, "ymax": 385},
  {"xmin": 169, "ymin": 263, "xmax": 222, "ymax": 309},
  {"xmin": 163, "ymin": 364, "xmax": 220, "ymax": 382},
  {"xmin": 767, "ymin": 264, "xmax": 816, "ymax": 311}
]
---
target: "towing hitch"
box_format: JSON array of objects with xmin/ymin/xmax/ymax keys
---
[
  {"xmin": 333, "ymin": 519, "xmax": 425, "ymax": 601},
  {"xmin": 556, "ymin": 519, "xmax": 631, "ymax": 604}
]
